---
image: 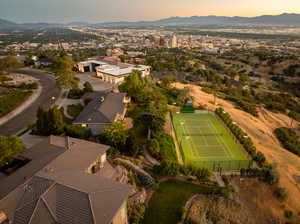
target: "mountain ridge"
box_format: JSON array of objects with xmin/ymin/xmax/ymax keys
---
[{"xmin": 1, "ymin": 13, "xmax": 300, "ymax": 29}]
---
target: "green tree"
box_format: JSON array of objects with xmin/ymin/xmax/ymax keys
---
[
  {"xmin": 83, "ymin": 81, "xmax": 93, "ymax": 93},
  {"xmin": 52, "ymin": 56, "xmax": 78, "ymax": 89},
  {"xmin": 35, "ymin": 106, "xmax": 65, "ymax": 136},
  {"xmin": 99, "ymin": 121, "xmax": 129, "ymax": 149},
  {"xmin": 119, "ymin": 71, "xmax": 144, "ymax": 101},
  {"xmin": 0, "ymin": 136, "xmax": 25, "ymax": 166},
  {"xmin": 48, "ymin": 106, "xmax": 65, "ymax": 135},
  {"xmin": 36, "ymin": 106, "xmax": 49, "ymax": 135},
  {"xmin": 240, "ymin": 74, "xmax": 249, "ymax": 84},
  {"xmin": 0, "ymin": 56, "xmax": 23, "ymax": 75},
  {"xmin": 146, "ymin": 138, "xmax": 160, "ymax": 158},
  {"xmin": 134, "ymin": 111, "xmax": 165, "ymax": 136},
  {"xmin": 126, "ymin": 128, "xmax": 141, "ymax": 156}
]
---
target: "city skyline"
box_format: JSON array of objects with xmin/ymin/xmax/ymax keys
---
[{"xmin": 0, "ymin": 0, "xmax": 300, "ymax": 23}]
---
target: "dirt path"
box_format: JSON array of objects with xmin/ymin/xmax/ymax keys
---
[
  {"xmin": 173, "ymin": 82, "xmax": 300, "ymax": 211},
  {"xmin": 165, "ymin": 111, "xmax": 184, "ymax": 164}
]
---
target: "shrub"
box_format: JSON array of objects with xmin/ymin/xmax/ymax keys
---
[
  {"xmin": 274, "ymin": 127, "xmax": 300, "ymax": 157},
  {"xmin": 128, "ymin": 203, "xmax": 146, "ymax": 224},
  {"xmin": 83, "ymin": 81, "xmax": 93, "ymax": 92},
  {"xmin": 65, "ymin": 124, "xmax": 90, "ymax": 139},
  {"xmin": 153, "ymin": 160, "xmax": 180, "ymax": 176},
  {"xmin": 263, "ymin": 166, "xmax": 280, "ymax": 185},
  {"xmin": 274, "ymin": 187, "xmax": 288, "ymax": 201},
  {"xmin": 153, "ymin": 132, "xmax": 177, "ymax": 161},
  {"xmin": 137, "ymin": 174, "xmax": 156, "ymax": 189},
  {"xmin": 284, "ymin": 210, "xmax": 293, "ymax": 219},
  {"xmin": 68, "ymin": 88, "xmax": 85, "ymax": 99},
  {"xmin": 146, "ymin": 138, "xmax": 160, "ymax": 159},
  {"xmin": 106, "ymin": 147, "xmax": 120, "ymax": 159},
  {"xmin": 67, "ymin": 104, "xmax": 83, "ymax": 118}
]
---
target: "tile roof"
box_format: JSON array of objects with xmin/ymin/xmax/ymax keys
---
[
  {"xmin": 0, "ymin": 136, "xmax": 132, "ymax": 224},
  {"xmin": 1, "ymin": 173, "xmax": 132, "ymax": 224},
  {"xmin": 74, "ymin": 92, "xmax": 127, "ymax": 124}
]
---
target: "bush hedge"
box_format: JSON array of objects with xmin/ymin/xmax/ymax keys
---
[{"xmin": 216, "ymin": 108, "xmax": 279, "ymax": 185}]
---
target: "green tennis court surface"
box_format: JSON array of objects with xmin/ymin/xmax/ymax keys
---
[{"xmin": 172, "ymin": 113, "xmax": 250, "ymax": 171}]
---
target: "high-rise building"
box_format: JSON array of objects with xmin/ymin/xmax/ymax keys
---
[{"xmin": 171, "ymin": 34, "xmax": 178, "ymax": 48}]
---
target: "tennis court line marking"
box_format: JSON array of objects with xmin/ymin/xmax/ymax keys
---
[
  {"xmin": 180, "ymin": 119, "xmax": 208, "ymax": 146},
  {"xmin": 181, "ymin": 118, "xmax": 231, "ymax": 159},
  {"xmin": 207, "ymin": 120, "xmax": 234, "ymax": 158},
  {"xmin": 181, "ymin": 121, "xmax": 204, "ymax": 156}
]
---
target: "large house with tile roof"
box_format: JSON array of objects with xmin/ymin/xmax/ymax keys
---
[
  {"xmin": 73, "ymin": 92, "xmax": 130, "ymax": 135},
  {"xmin": 0, "ymin": 136, "xmax": 132, "ymax": 224}
]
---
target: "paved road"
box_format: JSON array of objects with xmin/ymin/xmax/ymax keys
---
[{"xmin": 0, "ymin": 69, "xmax": 60, "ymax": 136}]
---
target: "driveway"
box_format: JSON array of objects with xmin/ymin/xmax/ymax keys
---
[
  {"xmin": 0, "ymin": 68, "xmax": 61, "ymax": 136},
  {"xmin": 76, "ymin": 73, "xmax": 116, "ymax": 92}
]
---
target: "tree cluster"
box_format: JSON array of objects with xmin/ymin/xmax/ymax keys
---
[
  {"xmin": 274, "ymin": 127, "xmax": 300, "ymax": 157},
  {"xmin": 216, "ymin": 108, "xmax": 280, "ymax": 185},
  {"xmin": 215, "ymin": 108, "xmax": 265, "ymax": 165},
  {"xmin": 153, "ymin": 160, "xmax": 211, "ymax": 181},
  {"xmin": 0, "ymin": 56, "xmax": 23, "ymax": 75},
  {"xmin": 0, "ymin": 136, "xmax": 25, "ymax": 166},
  {"xmin": 35, "ymin": 106, "xmax": 65, "ymax": 136}
]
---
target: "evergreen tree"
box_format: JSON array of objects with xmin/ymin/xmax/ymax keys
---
[
  {"xmin": 48, "ymin": 106, "xmax": 65, "ymax": 135},
  {"xmin": 83, "ymin": 81, "xmax": 93, "ymax": 92},
  {"xmin": 35, "ymin": 106, "xmax": 64, "ymax": 136}
]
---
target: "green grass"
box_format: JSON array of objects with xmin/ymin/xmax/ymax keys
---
[
  {"xmin": 143, "ymin": 179, "xmax": 218, "ymax": 224},
  {"xmin": 0, "ymin": 89, "xmax": 31, "ymax": 117},
  {"xmin": 172, "ymin": 113, "xmax": 249, "ymax": 170}
]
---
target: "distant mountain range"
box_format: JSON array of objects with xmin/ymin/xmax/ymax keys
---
[
  {"xmin": 95, "ymin": 13, "xmax": 300, "ymax": 27},
  {"xmin": 1, "ymin": 13, "xmax": 300, "ymax": 30}
]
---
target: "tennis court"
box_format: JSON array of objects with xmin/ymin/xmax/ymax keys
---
[{"xmin": 172, "ymin": 112, "xmax": 250, "ymax": 171}]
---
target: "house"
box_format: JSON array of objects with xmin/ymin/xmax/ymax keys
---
[
  {"xmin": 77, "ymin": 59, "xmax": 150, "ymax": 84},
  {"xmin": 73, "ymin": 92, "xmax": 130, "ymax": 135},
  {"xmin": 0, "ymin": 136, "xmax": 132, "ymax": 224},
  {"xmin": 34, "ymin": 58, "xmax": 53, "ymax": 67}
]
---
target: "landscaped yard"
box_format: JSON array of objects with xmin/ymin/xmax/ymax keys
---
[
  {"xmin": 0, "ymin": 89, "xmax": 32, "ymax": 117},
  {"xmin": 143, "ymin": 179, "xmax": 219, "ymax": 224}
]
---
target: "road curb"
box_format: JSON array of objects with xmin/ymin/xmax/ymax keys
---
[{"xmin": 0, "ymin": 85, "xmax": 42, "ymax": 126}]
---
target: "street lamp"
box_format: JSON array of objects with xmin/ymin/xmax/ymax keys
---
[{"xmin": 51, "ymin": 96, "xmax": 56, "ymax": 107}]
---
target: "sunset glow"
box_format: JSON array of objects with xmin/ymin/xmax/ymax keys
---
[{"xmin": 0, "ymin": 0, "xmax": 299, "ymax": 23}]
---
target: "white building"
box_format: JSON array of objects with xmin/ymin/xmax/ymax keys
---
[
  {"xmin": 78, "ymin": 60, "xmax": 151, "ymax": 84},
  {"xmin": 171, "ymin": 34, "xmax": 178, "ymax": 48}
]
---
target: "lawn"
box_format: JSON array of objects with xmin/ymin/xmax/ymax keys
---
[
  {"xmin": 143, "ymin": 179, "xmax": 218, "ymax": 224},
  {"xmin": 0, "ymin": 89, "xmax": 31, "ymax": 117},
  {"xmin": 172, "ymin": 113, "xmax": 250, "ymax": 171}
]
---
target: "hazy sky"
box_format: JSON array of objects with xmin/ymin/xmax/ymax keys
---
[{"xmin": 1, "ymin": 0, "xmax": 300, "ymax": 23}]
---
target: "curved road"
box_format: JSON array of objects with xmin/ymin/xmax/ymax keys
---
[{"xmin": 0, "ymin": 69, "xmax": 60, "ymax": 136}]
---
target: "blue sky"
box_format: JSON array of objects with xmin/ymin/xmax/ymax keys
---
[{"xmin": 0, "ymin": 0, "xmax": 299, "ymax": 23}]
